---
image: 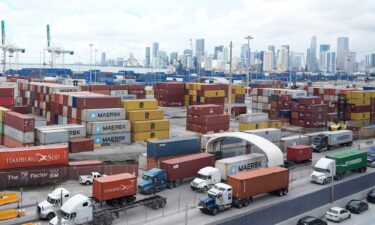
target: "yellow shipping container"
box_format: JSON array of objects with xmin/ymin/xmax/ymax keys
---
[
  {"xmin": 131, "ymin": 119, "xmax": 170, "ymax": 132},
  {"xmin": 231, "ymin": 84, "xmax": 245, "ymax": 90},
  {"xmin": 126, "ymin": 109, "xmax": 164, "ymax": 121},
  {"xmin": 203, "ymin": 90, "xmax": 225, "ymax": 97},
  {"xmin": 239, "ymin": 122, "xmax": 268, "ymax": 131},
  {"xmin": 189, "ymin": 90, "xmax": 197, "ymax": 96},
  {"xmin": 350, "ymin": 112, "xmax": 370, "ymax": 120},
  {"xmin": 371, "ymin": 91, "xmax": 375, "ymax": 98},
  {"xmin": 0, "ymin": 107, "xmax": 10, "ymax": 122},
  {"xmin": 347, "ymin": 119, "xmax": 371, "ymax": 128},
  {"xmin": 131, "ymin": 130, "xmax": 169, "ymax": 142},
  {"xmin": 146, "ymin": 89, "xmax": 154, "ymax": 95},
  {"xmin": 268, "ymin": 120, "xmax": 282, "ymax": 129},
  {"xmin": 347, "ymin": 91, "xmax": 371, "ymax": 99},
  {"xmin": 122, "ymin": 99, "xmax": 158, "ymax": 111},
  {"xmin": 349, "ymin": 98, "xmax": 371, "ymax": 106},
  {"xmin": 233, "ymin": 89, "xmax": 246, "ymax": 95}
]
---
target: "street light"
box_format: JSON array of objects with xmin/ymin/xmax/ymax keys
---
[
  {"xmin": 94, "ymin": 49, "xmax": 97, "ymax": 83},
  {"xmin": 89, "ymin": 43, "xmax": 93, "ymax": 84},
  {"xmin": 244, "ymin": 35, "xmax": 253, "ymax": 94}
]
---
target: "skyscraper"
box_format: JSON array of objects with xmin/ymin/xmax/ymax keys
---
[
  {"xmin": 306, "ymin": 36, "xmax": 318, "ymax": 72},
  {"xmin": 195, "ymin": 39, "xmax": 205, "ymax": 58},
  {"xmin": 337, "ymin": 37, "xmax": 349, "ymax": 72},
  {"xmin": 268, "ymin": 45, "xmax": 276, "ymax": 69},
  {"xmin": 145, "ymin": 47, "xmax": 150, "ymax": 67},
  {"xmin": 371, "ymin": 53, "xmax": 375, "ymax": 68},
  {"xmin": 262, "ymin": 51, "xmax": 274, "ymax": 72},
  {"xmin": 152, "ymin": 42, "xmax": 159, "ymax": 67},
  {"xmin": 169, "ymin": 52, "xmax": 178, "ymax": 65},
  {"xmin": 327, "ymin": 52, "xmax": 336, "ymax": 73},
  {"xmin": 214, "ymin": 45, "xmax": 224, "ymax": 60},
  {"xmin": 319, "ymin": 44, "xmax": 330, "ymax": 72},
  {"xmin": 278, "ymin": 47, "xmax": 288, "ymax": 71},
  {"xmin": 101, "ymin": 52, "xmax": 106, "ymax": 66},
  {"xmin": 241, "ymin": 44, "xmax": 250, "ymax": 67},
  {"xmin": 281, "ymin": 45, "xmax": 290, "ymax": 70}
]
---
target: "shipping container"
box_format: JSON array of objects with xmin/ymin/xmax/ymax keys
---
[
  {"xmin": 160, "ymin": 153, "xmax": 214, "ymax": 183},
  {"xmin": 69, "ymin": 138, "xmax": 94, "ymax": 153},
  {"xmin": 0, "ymin": 144, "xmax": 69, "ymax": 170},
  {"xmin": 86, "ymin": 120, "xmax": 131, "ymax": 135},
  {"xmin": 38, "ymin": 129, "xmax": 69, "ymax": 145},
  {"xmin": 147, "ymin": 136, "xmax": 201, "ymax": 158},
  {"xmin": 215, "ymin": 153, "xmax": 267, "ymax": 181},
  {"xmin": 196, "ymin": 114, "xmax": 229, "ymax": 126},
  {"xmin": 126, "ymin": 110, "xmax": 164, "ymax": 121},
  {"xmin": 36, "ymin": 124, "xmax": 86, "ymax": 139},
  {"xmin": 326, "ymin": 151, "xmax": 367, "ymax": 174},
  {"xmin": 243, "ymin": 128, "xmax": 281, "ymax": 142},
  {"xmin": 4, "ymin": 111, "xmax": 35, "ymax": 132},
  {"xmin": 0, "ymin": 107, "xmax": 10, "ymax": 122},
  {"xmin": 121, "ymin": 99, "xmax": 158, "ymax": 111},
  {"xmin": 81, "ymin": 108, "xmax": 125, "ymax": 122},
  {"xmin": 131, "ymin": 119, "xmax": 169, "ymax": 132},
  {"xmin": 280, "ymin": 135, "xmax": 309, "ymax": 152},
  {"xmin": 68, "ymin": 160, "xmax": 102, "ymax": 167},
  {"xmin": 2, "ymin": 135, "xmax": 34, "ymax": 148},
  {"xmin": 227, "ymin": 166, "xmax": 289, "ymax": 200},
  {"xmin": 3, "ymin": 125, "xmax": 34, "ymax": 143},
  {"xmin": 239, "ymin": 122, "xmax": 268, "ymax": 131},
  {"xmin": 90, "ymin": 132, "xmax": 131, "ymax": 146},
  {"xmin": 286, "ymin": 145, "xmax": 312, "ymax": 162},
  {"xmin": 187, "ymin": 105, "xmax": 223, "ymax": 116},
  {"xmin": 239, "ymin": 113, "xmax": 269, "ymax": 123},
  {"xmin": 131, "ymin": 130, "xmax": 169, "ymax": 142},
  {"xmin": 93, "ymin": 173, "xmax": 137, "ymax": 203}
]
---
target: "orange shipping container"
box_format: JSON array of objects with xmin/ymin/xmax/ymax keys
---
[
  {"xmin": 3, "ymin": 135, "xmax": 34, "ymax": 148},
  {"xmin": 0, "ymin": 144, "xmax": 69, "ymax": 170}
]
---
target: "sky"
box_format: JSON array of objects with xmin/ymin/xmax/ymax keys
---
[{"xmin": 1, "ymin": 0, "xmax": 375, "ymax": 64}]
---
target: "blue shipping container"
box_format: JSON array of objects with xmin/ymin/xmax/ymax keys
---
[{"xmin": 147, "ymin": 136, "xmax": 201, "ymax": 158}]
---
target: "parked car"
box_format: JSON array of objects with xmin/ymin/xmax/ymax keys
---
[
  {"xmin": 367, "ymin": 188, "xmax": 375, "ymax": 203},
  {"xmin": 345, "ymin": 200, "xmax": 369, "ymax": 214},
  {"xmin": 79, "ymin": 172, "xmax": 104, "ymax": 185},
  {"xmin": 297, "ymin": 216, "xmax": 327, "ymax": 225},
  {"xmin": 325, "ymin": 207, "xmax": 351, "ymax": 222}
]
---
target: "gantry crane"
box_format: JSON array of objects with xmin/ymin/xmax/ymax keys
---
[
  {"xmin": 1, "ymin": 20, "xmax": 25, "ymax": 73},
  {"xmin": 44, "ymin": 24, "xmax": 74, "ymax": 68}
]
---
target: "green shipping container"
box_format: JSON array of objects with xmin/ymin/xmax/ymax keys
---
[
  {"xmin": 326, "ymin": 150, "xmax": 367, "ymax": 174},
  {"xmin": 0, "ymin": 122, "xmax": 3, "ymax": 134}
]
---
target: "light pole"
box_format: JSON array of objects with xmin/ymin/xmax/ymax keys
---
[
  {"xmin": 94, "ymin": 49, "xmax": 97, "ymax": 83},
  {"xmin": 89, "ymin": 43, "xmax": 93, "ymax": 83},
  {"xmin": 244, "ymin": 35, "xmax": 253, "ymax": 93},
  {"xmin": 228, "ymin": 41, "xmax": 233, "ymax": 116}
]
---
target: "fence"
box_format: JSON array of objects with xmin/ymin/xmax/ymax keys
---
[{"xmin": 0, "ymin": 164, "xmax": 138, "ymax": 189}]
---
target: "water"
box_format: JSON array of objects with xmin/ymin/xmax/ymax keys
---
[{"xmin": 7, "ymin": 63, "xmax": 167, "ymax": 73}]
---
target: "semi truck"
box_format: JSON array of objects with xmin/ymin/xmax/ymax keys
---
[
  {"xmin": 367, "ymin": 146, "xmax": 375, "ymax": 167},
  {"xmin": 190, "ymin": 167, "xmax": 221, "ymax": 191},
  {"xmin": 311, "ymin": 130, "xmax": 353, "ymax": 152},
  {"xmin": 49, "ymin": 173, "xmax": 166, "ymax": 225},
  {"xmin": 79, "ymin": 172, "xmax": 104, "ymax": 185},
  {"xmin": 37, "ymin": 188, "xmax": 71, "ymax": 220},
  {"xmin": 138, "ymin": 153, "xmax": 214, "ymax": 194},
  {"xmin": 198, "ymin": 166, "xmax": 289, "ymax": 215},
  {"xmin": 310, "ymin": 150, "xmax": 367, "ymax": 184}
]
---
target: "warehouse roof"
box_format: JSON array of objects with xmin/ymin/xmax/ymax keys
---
[{"xmin": 206, "ymin": 132, "xmax": 284, "ymax": 166}]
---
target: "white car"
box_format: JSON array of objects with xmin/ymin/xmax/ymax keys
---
[{"xmin": 326, "ymin": 207, "xmax": 351, "ymax": 222}]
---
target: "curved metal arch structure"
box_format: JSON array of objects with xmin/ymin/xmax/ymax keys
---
[{"xmin": 206, "ymin": 132, "xmax": 284, "ymax": 166}]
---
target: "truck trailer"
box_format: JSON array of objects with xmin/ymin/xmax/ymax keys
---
[{"xmin": 311, "ymin": 130, "xmax": 353, "ymax": 152}]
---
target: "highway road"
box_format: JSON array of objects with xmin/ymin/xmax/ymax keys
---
[{"xmin": 326, "ymin": 202, "xmax": 375, "ymax": 225}]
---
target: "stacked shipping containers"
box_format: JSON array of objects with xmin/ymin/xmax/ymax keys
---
[
  {"xmin": 0, "ymin": 107, "xmax": 10, "ymax": 145},
  {"xmin": 123, "ymin": 99, "xmax": 169, "ymax": 142},
  {"xmin": 290, "ymin": 96, "xmax": 327, "ymax": 128},
  {"xmin": 345, "ymin": 91, "xmax": 373, "ymax": 129},
  {"xmin": 269, "ymin": 95, "xmax": 292, "ymax": 125},
  {"xmin": 239, "ymin": 113, "xmax": 269, "ymax": 131},
  {"xmin": 250, "ymin": 80, "xmax": 285, "ymax": 89},
  {"xmin": 0, "ymin": 87, "xmax": 14, "ymax": 109},
  {"xmin": 186, "ymin": 104, "xmax": 229, "ymax": 134},
  {"xmin": 3, "ymin": 112, "xmax": 35, "ymax": 148},
  {"xmin": 223, "ymin": 84, "xmax": 246, "ymax": 104},
  {"xmin": 154, "ymin": 82, "xmax": 185, "ymax": 106},
  {"xmin": 184, "ymin": 83, "xmax": 225, "ymax": 106}
]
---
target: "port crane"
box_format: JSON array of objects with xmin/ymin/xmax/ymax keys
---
[
  {"xmin": 1, "ymin": 20, "xmax": 26, "ymax": 73},
  {"xmin": 44, "ymin": 24, "xmax": 74, "ymax": 68}
]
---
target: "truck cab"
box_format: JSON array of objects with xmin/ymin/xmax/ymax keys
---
[
  {"xmin": 198, "ymin": 183, "xmax": 233, "ymax": 215},
  {"xmin": 37, "ymin": 188, "xmax": 71, "ymax": 220},
  {"xmin": 311, "ymin": 134, "xmax": 328, "ymax": 152},
  {"xmin": 310, "ymin": 158, "xmax": 335, "ymax": 184},
  {"xmin": 138, "ymin": 168, "xmax": 167, "ymax": 195},
  {"xmin": 191, "ymin": 167, "xmax": 221, "ymax": 191},
  {"xmin": 49, "ymin": 194, "xmax": 93, "ymax": 225},
  {"xmin": 79, "ymin": 172, "xmax": 103, "ymax": 185},
  {"xmin": 368, "ymin": 147, "xmax": 375, "ymax": 167}
]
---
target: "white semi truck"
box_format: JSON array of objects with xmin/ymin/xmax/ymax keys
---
[{"xmin": 37, "ymin": 187, "xmax": 71, "ymax": 220}]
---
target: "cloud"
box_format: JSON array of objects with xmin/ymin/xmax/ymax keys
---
[{"xmin": 0, "ymin": 0, "xmax": 374, "ymax": 64}]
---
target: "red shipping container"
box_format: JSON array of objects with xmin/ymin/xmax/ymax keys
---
[
  {"xmin": 69, "ymin": 138, "xmax": 94, "ymax": 153},
  {"xmin": 68, "ymin": 160, "xmax": 102, "ymax": 167},
  {"xmin": 90, "ymin": 85, "xmax": 109, "ymax": 91},
  {"xmin": 3, "ymin": 111, "xmax": 35, "ymax": 132},
  {"xmin": 75, "ymin": 96, "xmax": 121, "ymax": 109},
  {"xmin": 128, "ymin": 84, "xmax": 145, "ymax": 90},
  {"xmin": 197, "ymin": 114, "xmax": 229, "ymax": 126},
  {"xmin": 197, "ymin": 84, "xmax": 222, "ymax": 91},
  {"xmin": 0, "ymin": 144, "xmax": 69, "ymax": 169},
  {"xmin": 231, "ymin": 106, "xmax": 247, "ymax": 116},
  {"xmin": 12, "ymin": 106, "xmax": 29, "ymax": 114},
  {"xmin": 160, "ymin": 153, "xmax": 214, "ymax": 183},
  {"xmin": 188, "ymin": 104, "xmax": 223, "ymax": 116},
  {"xmin": 155, "ymin": 82, "xmax": 185, "ymax": 90},
  {"xmin": 110, "ymin": 85, "xmax": 129, "ymax": 91},
  {"xmin": 0, "ymin": 87, "xmax": 14, "ymax": 97},
  {"xmin": 0, "ymin": 97, "xmax": 14, "ymax": 106},
  {"xmin": 297, "ymin": 97, "xmax": 321, "ymax": 105},
  {"xmin": 197, "ymin": 123, "xmax": 229, "ymax": 134},
  {"xmin": 93, "ymin": 173, "xmax": 137, "ymax": 202}
]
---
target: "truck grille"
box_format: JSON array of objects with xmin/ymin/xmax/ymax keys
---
[
  {"xmin": 311, "ymin": 175, "xmax": 318, "ymax": 180},
  {"xmin": 37, "ymin": 206, "xmax": 41, "ymax": 213},
  {"xmin": 192, "ymin": 182, "xmax": 198, "ymax": 187}
]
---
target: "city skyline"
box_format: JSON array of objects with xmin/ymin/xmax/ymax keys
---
[{"xmin": 0, "ymin": 0, "xmax": 375, "ymax": 65}]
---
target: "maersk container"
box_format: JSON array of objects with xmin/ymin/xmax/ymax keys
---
[
  {"xmin": 244, "ymin": 128, "xmax": 281, "ymax": 142},
  {"xmin": 326, "ymin": 150, "xmax": 367, "ymax": 175},
  {"xmin": 38, "ymin": 129, "xmax": 69, "ymax": 145},
  {"xmin": 81, "ymin": 108, "xmax": 125, "ymax": 122},
  {"xmin": 215, "ymin": 153, "xmax": 267, "ymax": 181},
  {"xmin": 3, "ymin": 125, "xmax": 34, "ymax": 143},
  {"xmin": 147, "ymin": 136, "xmax": 201, "ymax": 159},
  {"xmin": 36, "ymin": 124, "xmax": 86, "ymax": 139},
  {"xmin": 86, "ymin": 120, "xmax": 131, "ymax": 135},
  {"xmin": 90, "ymin": 132, "xmax": 131, "ymax": 145}
]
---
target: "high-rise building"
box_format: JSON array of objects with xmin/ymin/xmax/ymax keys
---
[
  {"xmin": 306, "ymin": 36, "xmax": 318, "ymax": 72},
  {"xmin": 157, "ymin": 51, "xmax": 168, "ymax": 68},
  {"xmin": 371, "ymin": 53, "xmax": 375, "ymax": 68},
  {"xmin": 101, "ymin": 52, "xmax": 106, "ymax": 66},
  {"xmin": 319, "ymin": 44, "xmax": 330, "ymax": 72},
  {"xmin": 145, "ymin": 47, "xmax": 151, "ymax": 67},
  {"xmin": 195, "ymin": 39, "xmax": 205, "ymax": 58},
  {"xmin": 290, "ymin": 53, "xmax": 303, "ymax": 71},
  {"xmin": 262, "ymin": 51, "xmax": 274, "ymax": 72},
  {"xmin": 152, "ymin": 42, "xmax": 159, "ymax": 67},
  {"xmin": 241, "ymin": 44, "xmax": 250, "ymax": 67},
  {"xmin": 268, "ymin": 45, "xmax": 276, "ymax": 69},
  {"xmin": 327, "ymin": 52, "xmax": 336, "ymax": 74},
  {"xmin": 278, "ymin": 47, "xmax": 288, "ymax": 71},
  {"xmin": 214, "ymin": 45, "xmax": 224, "ymax": 59},
  {"xmin": 337, "ymin": 37, "xmax": 349, "ymax": 72},
  {"xmin": 281, "ymin": 45, "xmax": 290, "ymax": 70},
  {"xmin": 348, "ymin": 52, "xmax": 356, "ymax": 72},
  {"xmin": 223, "ymin": 47, "xmax": 229, "ymax": 62},
  {"xmin": 320, "ymin": 44, "xmax": 330, "ymax": 52},
  {"xmin": 169, "ymin": 52, "xmax": 178, "ymax": 65}
]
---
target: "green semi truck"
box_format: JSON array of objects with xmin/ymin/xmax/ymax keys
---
[{"xmin": 310, "ymin": 150, "xmax": 367, "ymax": 184}]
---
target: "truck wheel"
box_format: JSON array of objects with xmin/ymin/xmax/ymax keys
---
[
  {"xmin": 166, "ymin": 183, "xmax": 171, "ymax": 189},
  {"xmin": 85, "ymin": 181, "xmax": 91, "ymax": 185},
  {"xmin": 159, "ymin": 200, "xmax": 166, "ymax": 208},
  {"xmin": 212, "ymin": 208, "xmax": 218, "ymax": 215},
  {"xmin": 283, "ymin": 189, "xmax": 288, "ymax": 195},
  {"xmin": 47, "ymin": 212, "xmax": 56, "ymax": 220},
  {"xmin": 243, "ymin": 199, "xmax": 249, "ymax": 207},
  {"xmin": 237, "ymin": 201, "xmax": 243, "ymax": 208},
  {"xmin": 153, "ymin": 201, "xmax": 160, "ymax": 210},
  {"xmin": 323, "ymin": 179, "xmax": 327, "ymax": 185},
  {"xmin": 203, "ymin": 186, "xmax": 208, "ymax": 192},
  {"xmin": 278, "ymin": 190, "xmax": 283, "ymax": 196}
]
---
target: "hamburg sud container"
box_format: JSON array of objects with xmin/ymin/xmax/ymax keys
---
[
  {"xmin": 160, "ymin": 153, "xmax": 214, "ymax": 183},
  {"xmin": 286, "ymin": 145, "xmax": 312, "ymax": 162},
  {"xmin": 86, "ymin": 120, "xmax": 131, "ymax": 135},
  {"xmin": 215, "ymin": 153, "xmax": 267, "ymax": 181},
  {"xmin": 147, "ymin": 136, "xmax": 201, "ymax": 158},
  {"xmin": 36, "ymin": 124, "xmax": 86, "ymax": 139},
  {"xmin": 81, "ymin": 108, "xmax": 125, "ymax": 122},
  {"xmin": 0, "ymin": 144, "xmax": 69, "ymax": 170},
  {"xmin": 93, "ymin": 173, "xmax": 137, "ymax": 203}
]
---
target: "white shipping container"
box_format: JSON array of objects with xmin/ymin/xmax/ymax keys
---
[
  {"xmin": 323, "ymin": 130, "xmax": 353, "ymax": 146},
  {"xmin": 244, "ymin": 128, "xmax": 282, "ymax": 142},
  {"xmin": 138, "ymin": 153, "xmax": 148, "ymax": 171},
  {"xmin": 3, "ymin": 125, "xmax": 34, "ymax": 143},
  {"xmin": 110, "ymin": 90, "xmax": 129, "ymax": 96},
  {"xmin": 120, "ymin": 95, "xmax": 137, "ymax": 100},
  {"xmin": 36, "ymin": 124, "xmax": 86, "ymax": 139},
  {"xmin": 280, "ymin": 135, "xmax": 309, "ymax": 152},
  {"xmin": 38, "ymin": 129, "xmax": 69, "ymax": 145},
  {"xmin": 90, "ymin": 132, "xmax": 131, "ymax": 145},
  {"xmin": 215, "ymin": 153, "xmax": 267, "ymax": 181},
  {"xmin": 86, "ymin": 120, "xmax": 131, "ymax": 135},
  {"xmin": 81, "ymin": 108, "xmax": 125, "ymax": 122},
  {"xmin": 239, "ymin": 113, "xmax": 269, "ymax": 123}
]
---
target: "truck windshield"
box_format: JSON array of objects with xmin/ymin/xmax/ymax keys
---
[
  {"xmin": 47, "ymin": 196, "xmax": 57, "ymax": 204},
  {"xmin": 142, "ymin": 175, "xmax": 153, "ymax": 181},
  {"xmin": 313, "ymin": 137, "xmax": 322, "ymax": 144},
  {"xmin": 369, "ymin": 152, "xmax": 375, "ymax": 158},
  {"xmin": 314, "ymin": 167, "xmax": 329, "ymax": 173},
  {"xmin": 207, "ymin": 193, "xmax": 216, "ymax": 199},
  {"xmin": 61, "ymin": 210, "xmax": 70, "ymax": 220},
  {"xmin": 197, "ymin": 174, "xmax": 209, "ymax": 180}
]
